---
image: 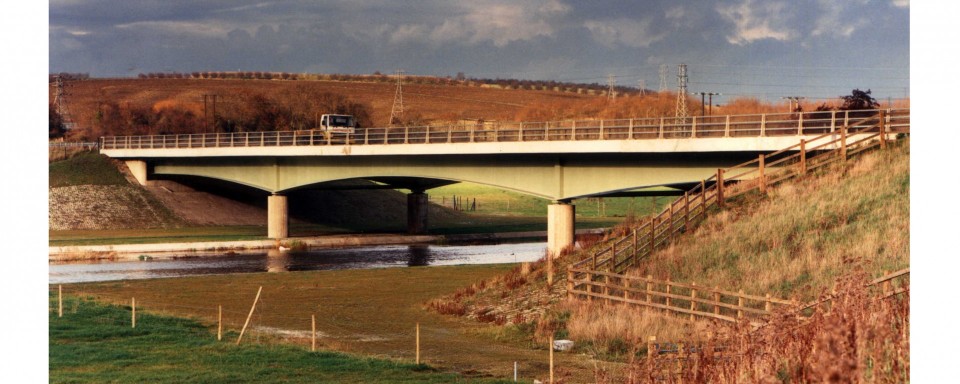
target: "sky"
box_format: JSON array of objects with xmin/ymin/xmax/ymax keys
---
[{"xmin": 49, "ymin": 0, "xmax": 910, "ymax": 103}]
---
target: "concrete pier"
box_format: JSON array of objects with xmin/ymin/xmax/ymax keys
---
[
  {"xmin": 407, "ymin": 191, "xmax": 429, "ymax": 235},
  {"xmin": 547, "ymin": 202, "xmax": 575, "ymax": 256},
  {"xmin": 125, "ymin": 160, "xmax": 148, "ymax": 185},
  {"xmin": 267, "ymin": 194, "xmax": 289, "ymax": 239}
]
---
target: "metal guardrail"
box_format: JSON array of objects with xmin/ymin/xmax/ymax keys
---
[
  {"xmin": 99, "ymin": 108, "xmax": 910, "ymax": 150},
  {"xmin": 49, "ymin": 142, "xmax": 99, "ymax": 149}
]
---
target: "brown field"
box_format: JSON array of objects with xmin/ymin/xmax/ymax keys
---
[{"xmin": 53, "ymin": 78, "xmax": 602, "ymax": 134}]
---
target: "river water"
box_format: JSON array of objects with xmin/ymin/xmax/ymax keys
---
[{"xmin": 49, "ymin": 241, "xmax": 547, "ymax": 284}]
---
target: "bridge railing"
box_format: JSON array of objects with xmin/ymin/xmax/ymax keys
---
[{"xmin": 99, "ymin": 108, "xmax": 909, "ymax": 150}]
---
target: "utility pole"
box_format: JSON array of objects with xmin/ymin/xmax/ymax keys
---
[
  {"xmin": 781, "ymin": 96, "xmax": 806, "ymax": 112},
  {"xmin": 53, "ymin": 75, "xmax": 77, "ymax": 130},
  {"xmin": 389, "ymin": 69, "xmax": 405, "ymax": 126},
  {"xmin": 203, "ymin": 94, "xmax": 222, "ymax": 132},
  {"xmin": 607, "ymin": 74, "xmax": 617, "ymax": 101},
  {"xmin": 675, "ymin": 64, "xmax": 688, "ymax": 123},
  {"xmin": 695, "ymin": 92, "xmax": 721, "ymax": 116}
]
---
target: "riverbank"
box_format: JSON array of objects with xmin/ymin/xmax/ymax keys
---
[{"xmin": 49, "ymin": 228, "xmax": 606, "ymax": 262}]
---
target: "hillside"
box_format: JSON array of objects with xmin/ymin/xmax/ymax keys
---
[{"xmin": 431, "ymin": 139, "xmax": 910, "ymax": 355}]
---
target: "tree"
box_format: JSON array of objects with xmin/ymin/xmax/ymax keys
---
[
  {"xmin": 840, "ymin": 88, "xmax": 879, "ymax": 110},
  {"xmin": 49, "ymin": 103, "xmax": 67, "ymax": 139}
]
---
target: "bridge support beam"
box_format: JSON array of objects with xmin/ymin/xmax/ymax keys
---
[
  {"xmin": 125, "ymin": 160, "xmax": 148, "ymax": 186},
  {"xmin": 547, "ymin": 202, "xmax": 575, "ymax": 257},
  {"xmin": 407, "ymin": 191, "xmax": 429, "ymax": 235},
  {"xmin": 267, "ymin": 194, "xmax": 289, "ymax": 239}
]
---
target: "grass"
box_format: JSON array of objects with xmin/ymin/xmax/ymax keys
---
[
  {"xmin": 430, "ymin": 182, "xmax": 668, "ymax": 218},
  {"xmin": 50, "ymin": 294, "xmax": 514, "ymax": 383},
  {"xmin": 52, "ymin": 264, "xmax": 599, "ymax": 382},
  {"xmin": 427, "ymin": 139, "xmax": 910, "ymax": 372},
  {"xmin": 49, "ymin": 152, "xmax": 129, "ymax": 187}
]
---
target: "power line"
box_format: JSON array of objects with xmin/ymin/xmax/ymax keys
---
[
  {"xmin": 675, "ymin": 64, "xmax": 688, "ymax": 122},
  {"xmin": 389, "ymin": 69, "xmax": 404, "ymax": 126},
  {"xmin": 659, "ymin": 64, "xmax": 669, "ymax": 93},
  {"xmin": 606, "ymin": 74, "xmax": 617, "ymax": 101}
]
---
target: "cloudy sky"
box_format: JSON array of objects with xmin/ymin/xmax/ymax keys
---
[
  {"xmin": 49, "ymin": 0, "xmax": 910, "ymax": 99},
  {"xmin": 49, "ymin": 0, "xmax": 909, "ymax": 102}
]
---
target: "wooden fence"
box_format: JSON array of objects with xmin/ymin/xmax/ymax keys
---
[
  {"xmin": 571, "ymin": 109, "xmax": 909, "ymax": 275},
  {"xmin": 567, "ymin": 268, "xmax": 909, "ymax": 325}
]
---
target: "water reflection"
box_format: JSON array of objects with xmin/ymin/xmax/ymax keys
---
[
  {"xmin": 407, "ymin": 245, "xmax": 432, "ymax": 266},
  {"xmin": 50, "ymin": 241, "xmax": 547, "ymax": 284}
]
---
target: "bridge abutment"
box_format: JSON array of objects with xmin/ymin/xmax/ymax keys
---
[
  {"xmin": 407, "ymin": 191, "xmax": 429, "ymax": 234},
  {"xmin": 267, "ymin": 194, "xmax": 289, "ymax": 239},
  {"xmin": 547, "ymin": 202, "xmax": 575, "ymax": 257},
  {"xmin": 125, "ymin": 160, "xmax": 148, "ymax": 185}
]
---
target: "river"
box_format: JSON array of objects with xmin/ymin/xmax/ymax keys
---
[{"xmin": 49, "ymin": 241, "xmax": 547, "ymax": 284}]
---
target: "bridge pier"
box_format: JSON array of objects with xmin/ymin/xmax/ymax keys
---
[
  {"xmin": 267, "ymin": 194, "xmax": 289, "ymax": 239},
  {"xmin": 547, "ymin": 202, "xmax": 575, "ymax": 257},
  {"xmin": 407, "ymin": 191, "xmax": 429, "ymax": 234}
]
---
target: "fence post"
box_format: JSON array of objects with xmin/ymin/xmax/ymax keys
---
[
  {"xmin": 648, "ymin": 336, "xmax": 657, "ymax": 358},
  {"xmin": 58, "ymin": 285, "xmax": 63, "ymax": 318},
  {"xmin": 237, "ymin": 286, "xmax": 263, "ymax": 345},
  {"xmin": 416, "ymin": 322, "xmax": 420, "ymax": 364},
  {"xmin": 840, "ymin": 125, "xmax": 847, "ymax": 162},
  {"xmin": 758, "ymin": 154, "xmax": 766, "ymax": 194},
  {"xmin": 628, "ymin": 118, "xmax": 634, "ymax": 139},
  {"xmin": 312, "ymin": 314, "xmax": 317, "ymax": 352},
  {"xmin": 611, "ymin": 241, "xmax": 617, "ymax": 268},
  {"xmin": 632, "ymin": 229, "xmax": 639, "ymax": 266},
  {"xmin": 716, "ymin": 169, "xmax": 725, "ymax": 208},
  {"xmin": 691, "ymin": 116, "xmax": 697, "ymax": 138},
  {"xmin": 649, "ymin": 217, "xmax": 657, "ymax": 251},
  {"xmin": 765, "ymin": 293, "xmax": 772, "ymax": 314},
  {"xmin": 724, "ymin": 115, "xmax": 731, "ymax": 137},
  {"xmin": 713, "ymin": 287, "xmax": 721, "ymax": 315},
  {"xmin": 659, "ymin": 117, "xmax": 665, "ymax": 139},
  {"xmin": 700, "ymin": 180, "xmax": 706, "ymax": 214},
  {"xmin": 798, "ymin": 112, "xmax": 804, "ymax": 135},
  {"xmin": 800, "ymin": 139, "xmax": 807, "ymax": 175},
  {"xmin": 131, "ymin": 298, "xmax": 136, "ymax": 328},
  {"xmin": 879, "ymin": 110, "xmax": 887, "ymax": 149},
  {"xmin": 549, "ymin": 335, "xmax": 555, "ymax": 384},
  {"xmin": 684, "ymin": 192, "xmax": 690, "ymax": 231},
  {"xmin": 604, "ymin": 275, "xmax": 611, "ymax": 305},
  {"xmin": 566, "ymin": 267, "xmax": 574, "ymax": 300},
  {"xmin": 666, "ymin": 279, "xmax": 672, "ymax": 308},
  {"xmin": 737, "ymin": 290, "xmax": 744, "ymax": 319},
  {"xmin": 830, "ymin": 110, "xmax": 837, "ymax": 132},
  {"xmin": 690, "ymin": 283, "xmax": 697, "ymax": 321},
  {"xmin": 646, "ymin": 275, "xmax": 653, "ymax": 303},
  {"xmin": 882, "ymin": 270, "xmax": 891, "ymax": 296},
  {"xmin": 519, "ymin": 122, "xmax": 525, "ymax": 142}
]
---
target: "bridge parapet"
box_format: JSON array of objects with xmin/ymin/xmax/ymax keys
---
[{"xmin": 100, "ymin": 109, "xmax": 909, "ymax": 152}]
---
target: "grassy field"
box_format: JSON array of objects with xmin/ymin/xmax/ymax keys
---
[
  {"xmin": 52, "ymin": 264, "xmax": 600, "ymax": 382},
  {"xmin": 49, "ymin": 152, "xmax": 129, "ymax": 187},
  {"xmin": 429, "ymin": 182, "xmax": 668, "ymax": 218},
  {"xmin": 50, "ymin": 295, "xmax": 515, "ymax": 383}
]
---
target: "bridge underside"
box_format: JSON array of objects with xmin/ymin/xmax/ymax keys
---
[
  {"xmin": 149, "ymin": 152, "xmax": 757, "ymax": 200},
  {"xmin": 124, "ymin": 151, "xmax": 768, "ymax": 255}
]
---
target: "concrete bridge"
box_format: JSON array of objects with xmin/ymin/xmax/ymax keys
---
[{"xmin": 100, "ymin": 109, "xmax": 909, "ymax": 254}]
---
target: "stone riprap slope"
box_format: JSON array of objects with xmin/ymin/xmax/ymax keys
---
[{"xmin": 49, "ymin": 185, "xmax": 183, "ymax": 230}]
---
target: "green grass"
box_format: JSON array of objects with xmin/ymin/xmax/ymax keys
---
[
  {"xmin": 429, "ymin": 182, "xmax": 668, "ymax": 218},
  {"xmin": 52, "ymin": 265, "xmax": 599, "ymax": 381},
  {"xmin": 49, "ymin": 152, "xmax": 129, "ymax": 187},
  {"xmin": 50, "ymin": 295, "xmax": 512, "ymax": 383}
]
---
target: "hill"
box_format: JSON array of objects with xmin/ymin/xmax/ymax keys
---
[{"xmin": 430, "ymin": 139, "xmax": 909, "ymax": 359}]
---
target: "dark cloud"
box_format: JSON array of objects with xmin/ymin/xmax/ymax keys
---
[{"xmin": 49, "ymin": 0, "xmax": 909, "ymax": 100}]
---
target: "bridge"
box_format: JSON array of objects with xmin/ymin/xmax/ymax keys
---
[{"xmin": 99, "ymin": 108, "xmax": 909, "ymax": 255}]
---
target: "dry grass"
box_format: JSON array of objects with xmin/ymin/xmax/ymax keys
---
[
  {"xmin": 626, "ymin": 140, "xmax": 909, "ymax": 302},
  {"xmin": 601, "ymin": 270, "xmax": 909, "ymax": 383}
]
